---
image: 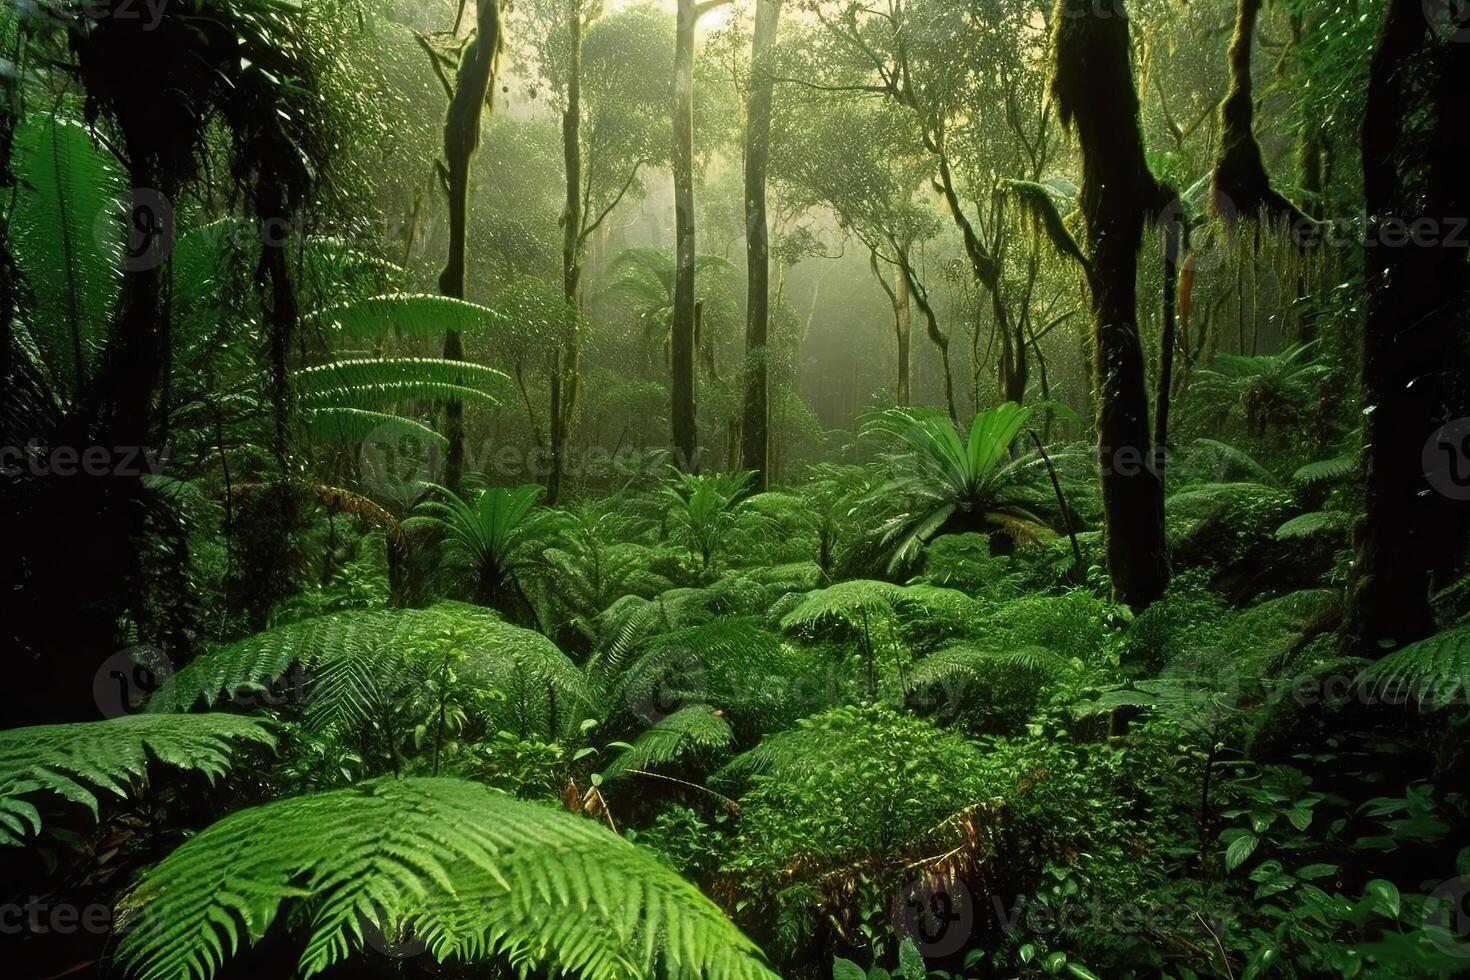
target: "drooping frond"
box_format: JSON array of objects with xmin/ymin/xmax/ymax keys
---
[
  {"xmin": 1292, "ymin": 456, "xmax": 1357, "ymax": 486},
  {"xmin": 305, "ymin": 293, "xmax": 507, "ymax": 343},
  {"xmin": 295, "ymin": 357, "xmax": 511, "ymax": 410},
  {"xmin": 115, "ymin": 777, "xmax": 778, "ymax": 980},
  {"xmin": 159, "ymin": 604, "xmax": 592, "ymax": 738},
  {"xmin": 302, "ymin": 406, "xmax": 447, "ymax": 452},
  {"xmin": 779, "ymin": 580, "xmax": 906, "ymax": 638},
  {"xmin": 603, "ymin": 704, "xmax": 735, "ymax": 780},
  {"xmin": 1275, "ymin": 510, "xmax": 1351, "ymax": 541},
  {"xmin": 1355, "ymin": 626, "xmax": 1470, "ymax": 708},
  {"xmin": 0, "ymin": 715, "xmax": 275, "ymax": 845}
]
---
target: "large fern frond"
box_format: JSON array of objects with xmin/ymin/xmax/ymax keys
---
[
  {"xmin": 603, "ymin": 704, "xmax": 735, "ymax": 781},
  {"xmin": 305, "ymin": 293, "xmax": 507, "ymax": 342},
  {"xmin": 302, "ymin": 406, "xmax": 447, "ymax": 452},
  {"xmin": 295, "ymin": 357, "xmax": 510, "ymax": 410},
  {"xmin": 0, "ymin": 715, "xmax": 274, "ymax": 845},
  {"xmin": 10, "ymin": 115, "xmax": 124, "ymax": 391},
  {"xmin": 115, "ymin": 777, "xmax": 777, "ymax": 980},
  {"xmin": 1355, "ymin": 626, "xmax": 1470, "ymax": 708}
]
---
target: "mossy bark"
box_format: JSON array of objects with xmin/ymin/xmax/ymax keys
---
[
  {"xmin": 1211, "ymin": 0, "xmax": 1319, "ymax": 247},
  {"xmin": 1052, "ymin": 0, "xmax": 1170, "ymax": 609}
]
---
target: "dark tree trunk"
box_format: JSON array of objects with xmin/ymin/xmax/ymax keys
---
[
  {"xmin": 740, "ymin": 0, "xmax": 782, "ymax": 489},
  {"xmin": 1347, "ymin": 0, "xmax": 1470, "ymax": 653},
  {"xmin": 438, "ymin": 0, "xmax": 502, "ymax": 492},
  {"xmin": 1211, "ymin": 0, "xmax": 1319, "ymax": 246},
  {"xmin": 671, "ymin": 0, "xmax": 700, "ymax": 472},
  {"xmin": 1052, "ymin": 0, "xmax": 1170, "ymax": 609}
]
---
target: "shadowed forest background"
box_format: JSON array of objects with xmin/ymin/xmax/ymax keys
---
[{"xmin": 3, "ymin": 0, "xmax": 1470, "ymax": 977}]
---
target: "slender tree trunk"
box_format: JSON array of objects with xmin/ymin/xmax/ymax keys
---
[
  {"xmin": 671, "ymin": 0, "xmax": 700, "ymax": 471},
  {"xmin": 1052, "ymin": 0, "xmax": 1170, "ymax": 609},
  {"xmin": 895, "ymin": 268, "xmax": 912, "ymax": 406},
  {"xmin": 438, "ymin": 0, "xmax": 502, "ymax": 492},
  {"xmin": 870, "ymin": 248, "xmax": 911, "ymax": 406},
  {"xmin": 740, "ymin": 0, "xmax": 782, "ymax": 489},
  {"xmin": 550, "ymin": 0, "xmax": 585, "ymax": 505},
  {"xmin": 1347, "ymin": 0, "xmax": 1470, "ymax": 653}
]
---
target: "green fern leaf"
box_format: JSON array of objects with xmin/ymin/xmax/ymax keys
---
[
  {"xmin": 0, "ymin": 715, "xmax": 274, "ymax": 845},
  {"xmin": 115, "ymin": 777, "xmax": 777, "ymax": 980}
]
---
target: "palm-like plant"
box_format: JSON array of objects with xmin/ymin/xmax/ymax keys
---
[
  {"xmin": 406, "ymin": 484, "xmax": 547, "ymax": 621},
  {"xmin": 860, "ymin": 403, "xmax": 1057, "ymax": 574},
  {"xmin": 1193, "ymin": 342, "xmax": 1331, "ymax": 435},
  {"xmin": 662, "ymin": 468, "xmax": 770, "ymax": 572}
]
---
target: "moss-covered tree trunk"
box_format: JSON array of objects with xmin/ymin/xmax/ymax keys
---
[
  {"xmin": 438, "ymin": 0, "xmax": 502, "ymax": 492},
  {"xmin": 1052, "ymin": 0, "xmax": 1169, "ymax": 609},
  {"xmin": 739, "ymin": 0, "xmax": 782, "ymax": 490},
  {"xmin": 1347, "ymin": 0, "xmax": 1470, "ymax": 653}
]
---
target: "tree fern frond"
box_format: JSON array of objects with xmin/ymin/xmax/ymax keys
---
[
  {"xmin": 115, "ymin": 777, "xmax": 777, "ymax": 980},
  {"xmin": 302, "ymin": 407, "xmax": 448, "ymax": 452},
  {"xmin": 11, "ymin": 114, "xmax": 124, "ymax": 391},
  {"xmin": 1355, "ymin": 626, "xmax": 1470, "ymax": 708},
  {"xmin": 160, "ymin": 605, "xmax": 593, "ymax": 739},
  {"xmin": 603, "ymin": 704, "xmax": 734, "ymax": 781},
  {"xmin": 295, "ymin": 357, "xmax": 510, "ymax": 408},
  {"xmin": 0, "ymin": 715, "xmax": 274, "ymax": 845},
  {"xmin": 305, "ymin": 293, "xmax": 507, "ymax": 343},
  {"xmin": 1292, "ymin": 456, "xmax": 1356, "ymax": 485},
  {"xmin": 1275, "ymin": 510, "xmax": 1351, "ymax": 541},
  {"xmin": 779, "ymin": 580, "xmax": 906, "ymax": 638}
]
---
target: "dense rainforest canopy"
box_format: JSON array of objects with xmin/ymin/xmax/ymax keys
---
[{"xmin": 3, "ymin": 0, "xmax": 1470, "ymax": 977}]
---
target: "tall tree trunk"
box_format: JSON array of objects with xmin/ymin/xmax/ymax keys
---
[
  {"xmin": 870, "ymin": 248, "xmax": 911, "ymax": 406},
  {"xmin": 1347, "ymin": 0, "xmax": 1470, "ymax": 653},
  {"xmin": 895, "ymin": 264, "xmax": 912, "ymax": 406},
  {"xmin": 1052, "ymin": 0, "xmax": 1170, "ymax": 609},
  {"xmin": 740, "ymin": 0, "xmax": 782, "ymax": 489},
  {"xmin": 671, "ymin": 0, "xmax": 700, "ymax": 472},
  {"xmin": 438, "ymin": 0, "xmax": 502, "ymax": 492},
  {"xmin": 1212, "ymin": 0, "xmax": 1319, "ymax": 246},
  {"xmin": 549, "ymin": 0, "xmax": 585, "ymax": 504}
]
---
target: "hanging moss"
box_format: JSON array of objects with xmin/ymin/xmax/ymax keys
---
[{"xmin": 1211, "ymin": 0, "xmax": 1320, "ymax": 248}]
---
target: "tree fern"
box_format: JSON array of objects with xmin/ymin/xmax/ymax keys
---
[
  {"xmin": 0, "ymin": 714, "xmax": 274, "ymax": 845},
  {"xmin": 1355, "ymin": 625, "xmax": 1470, "ymax": 707},
  {"xmin": 603, "ymin": 704, "xmax": 735, "ymax": 781},
  {"xmin": 160, "ymin": 604, "xmax": 592, "ymax": 739},
  {"xmin": 305, "ymin": 293, "xmax": 507, "ymax": 343},
  {"xmin": 610, "ymin": 618, "xmax": 820, "ymax": 734},
  {"xmin": 778, "ymin": 579, "xmax": 907, "ymax": 638},
  {"xmin": 115, "ymin": 777, "xmax": 777, "ymax": 980}
]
